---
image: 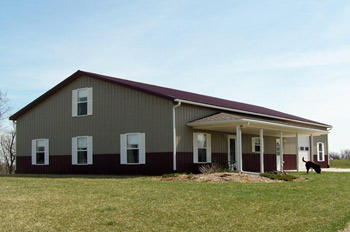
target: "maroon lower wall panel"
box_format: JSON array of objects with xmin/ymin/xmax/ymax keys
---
[
  {"xmin": 16, "ymin": 152, "xmax": 320, "ymax": 175},
  {"xmin": 242, "ymin": 153, "xmax": 260, "ymax": 172},
  {"xmin": 283, "ymin": 154, "xmax": 297, "ymax": 170},
  {"xmin": 176, "ymin": 152, "xmax": 228, "ymax": 173},
  {"xmin": 313, "ymin": 155, "xmax": 329, "ymax": 168},
  {"xmin": 242, "ymin": 153, "xmax": 276, "ymax": 172},
  {"xmin": 16, "ymin": 153, "xmax": 173, "ymax": 175},
  {"xmin": 264, "ymin": 154, "xmax": 277, "ymax": 172}
]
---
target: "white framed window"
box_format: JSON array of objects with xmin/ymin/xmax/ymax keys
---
[
  {"xmin": 317, "ymin": 142, "xmax": 325, "ymax": 162},
  {"xmin": 120, "ymin": 133, "xmax": 146, "ymax": 164},
  {"xmin": 72, "ymin": 136, "xmax": 93, "ymax": 165},
  {"xmin": 31, "ymin": 139, "xmax": 49, "ymax": 165},
  {"xmin": 193, "ymin": 133, "xmax": 211, "ymax": 163},
  {"xmin": 72, "ymin": 88, "xmax": 93, "ymax": 117},
  {"xmin": 252, "ymin": 137, "xmax": 261, "ymax": 153}
]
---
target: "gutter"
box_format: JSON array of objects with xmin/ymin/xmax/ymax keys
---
[
  {"xmin": 172, "ymin": 101, "xmax": 181, "ymax": 171},
  {"xmin": 187, "ymin": 118, "xmax": 329, "ymax": 134},
  {"xmin": 175, "ymin": 99, "xmax": 332, "ymax": 129}
]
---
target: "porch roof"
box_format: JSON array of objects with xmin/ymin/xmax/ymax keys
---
[{"xmin": 187, "ymin": 113, "xmax": 329, "ymax": 137}]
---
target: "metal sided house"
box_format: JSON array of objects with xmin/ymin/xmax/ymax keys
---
[{"xmin": 10, "ymin": 71, "xmax": 332, "ymax": 175}]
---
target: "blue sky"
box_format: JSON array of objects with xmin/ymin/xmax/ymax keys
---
[{"xmin": 1, "ymin": 0, "xmax": 349, "ymax": 152}]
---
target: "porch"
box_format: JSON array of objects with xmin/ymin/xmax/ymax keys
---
[{"xmin": 187, "ymin": 113, "xmax": 329, "ymax": 173}]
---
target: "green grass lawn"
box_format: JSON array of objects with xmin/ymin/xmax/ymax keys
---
[
  {"xmin": 330, "ymin": 159, "xmax": 350, "ymax": 168},
  {"xmin": 1, "ymin": 173, "xmax": 350, "ymax": 232}
]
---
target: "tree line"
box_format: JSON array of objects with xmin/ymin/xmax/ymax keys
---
[
  {"xmin": 0, "ymin": 90, "xmax": 16, "ymax": 174},
  {"xmin": 330, "ymin": 150, "xmax": 350, "ymax": 160}
]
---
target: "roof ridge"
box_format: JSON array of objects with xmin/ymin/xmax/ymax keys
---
[
  {"xmin": 77, "ymin": 70, "xmax": 330, "ymax": 127},
  {"xmin": 9, "ymin": 70, "xmax": 331, "ymax": 128}
]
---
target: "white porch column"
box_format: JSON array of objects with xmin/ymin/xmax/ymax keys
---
[
  {"xmin": 260, "ymin": 129, "xmax": 264, "ymax": 173},
  {"xmin": 239, "ymin": 126, "xmax": 243, "ymax": 172},
  {"xmin": 310, "ymin": 135, "xmax": 314, "ymax": 162},
  {"xmin": 235, "ymin": 126, "xmax": 242, "ymax": 172},
  {"xmin": 280, "ymin": 131, "xmax": 284, "ymax": 172},
  {"xmin": 296, "ymin": 133, "xmax": 300, "ymax": 172}
]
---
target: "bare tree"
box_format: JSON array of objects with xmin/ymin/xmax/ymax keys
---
[
  {"xmin": 340, "ymin": 150, "xmax": 350, "ymax": 159},
  {"xmin": 0, "ymin": 123, "xmax": 16, "ymax": 174},
  {"xmin": 0, "ymin": 90, "xmax": 9, "ymax": 121},
  {"xmin": 329, "ymin": 152, "xmax": 341, "ymax": 160}
]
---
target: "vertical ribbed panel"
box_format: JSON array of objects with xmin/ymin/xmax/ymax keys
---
[{"xmin": 16, "ymin": 75, "xmax": 173, "ymax": 158}]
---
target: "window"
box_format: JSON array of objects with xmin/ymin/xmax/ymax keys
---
[
  {"xmin": 31, "ymin": 139, "xmax": 49, "ymax": 165},
  {"xmin": 120, "ymin": 133, "xmax": 146, "ymax": 164},
  {"xmin": 77, "ymin": 137, "xmax": 88, "ymax": 164},
  {"xmin": 72, "ymin": 88, "xmax": 92, "ymax": 117},
  {"xmin": 72, "ymin": 136, "xmax": 93, "ymax": 165},
  {"xmin": 127, "ymin": 134, "xmax": 139, "ymax": 163},
  {"xmin": 252, "ymin": 137, "xmax": 261, "ymax": 153},
  {"xmin": 317, "ymin": 142, "xmax": 325, "ymax": 162},
  {"xmin": 193, "ymin": 133, "xmax": 211, "ymax": 163},
  {"xmin": 77, "ymin": 89, "xmax": 88, "ymax": 116}
]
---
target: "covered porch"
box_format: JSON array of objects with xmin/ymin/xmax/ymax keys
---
[{"xmin": 187, "ymin": 113, "xmax": 329, "ymax": 173}]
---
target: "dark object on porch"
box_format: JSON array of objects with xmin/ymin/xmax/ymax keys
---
[
  {"xmin": 219, "ymin": 161, "xmax": 237, "ymax": 171},
  {"xmin": 302, "ymin": 157, "xmax": 321, "ymax": 174}
]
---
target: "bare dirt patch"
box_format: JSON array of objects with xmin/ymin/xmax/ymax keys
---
[
  {"xmin": 339, "ymin": 222, "xmax": 350, "ymax": 232},
  {"xmin": 155, "ymin": 172, "xmax": 307, "ymax": 183}
]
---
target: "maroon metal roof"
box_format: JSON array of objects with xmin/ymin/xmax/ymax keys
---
[{"xmin": 9, "ymin": 70, "xmax": 331, "ymax": 127}]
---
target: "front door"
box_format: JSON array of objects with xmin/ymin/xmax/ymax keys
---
[
  {"xmin": 298, "ymin": 136, "xmax": 310, "ymax": 171},
  {"xmin": 227, "ymin": 136, "xmax": 236, "ymax": 170}
]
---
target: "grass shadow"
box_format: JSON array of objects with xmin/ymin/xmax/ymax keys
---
[{"xmin": 0, "ymin": 174, "xmax": 150, "ymax": 180}]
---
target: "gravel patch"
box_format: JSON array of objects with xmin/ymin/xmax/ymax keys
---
[{"xmin": 155, "ymin": 172, "xmax": 307, "ymax": 183}]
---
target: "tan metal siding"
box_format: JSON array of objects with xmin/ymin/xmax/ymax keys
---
[
  {"xmin": 313, "ymin": 134, "xmax": 328, "ymax": 155},
  {"xmin": 241, "ymin": 134, "xmax": 276, "ymax": 154},
  {"xmin": 16, "ymin": 76, "xmax": 173, "ymax": 157},
  {"xmin": 284, "ymin": 137, "xmax": 297, "ymax": 154},
  {"xmin": 283, "ymin": 135, "xmax": 328, "ymax": 155},
  {"xmin": 176, "ymin": 104, "xmax": 220, "ymax": 152},
  {"xmin": 176, "ymin": 103, "xmax": 278, "ymax": 154}
]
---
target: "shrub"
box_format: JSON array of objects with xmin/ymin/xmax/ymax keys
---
[
  {"xmin": 260, "ymin": 172, "xmax": 297, "ymax": 181},
  {"xmin": 199, "ymin": 162, "xmax": 222, "ymax": 174},
  {"xmin": 187, "ymin": 173, "xmax": 194, "ymax": 179},
  {"xmin": 162, "ymin": 173, "xmax": 180, "ymax": 178}
]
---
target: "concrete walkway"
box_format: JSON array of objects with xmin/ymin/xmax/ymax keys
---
[{"xmin": 322, "ymin": 168, "xmax": 350, "ymax": 172}]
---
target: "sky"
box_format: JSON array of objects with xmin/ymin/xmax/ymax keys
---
[{"xmin": 0, "ymin": 0, "xmax": 349, "ymax": 152}]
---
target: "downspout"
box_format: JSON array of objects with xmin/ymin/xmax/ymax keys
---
[
  {"xmin": 173, "ymin": 101, "xmax": 181, "ymax": 171},
  {"xmin": 13, "ymin": 121, "xmax": 17, "ymax": 173},
  {"xmin": 327, "ymin": 134, "xmax": 330, "ymax": 168}
]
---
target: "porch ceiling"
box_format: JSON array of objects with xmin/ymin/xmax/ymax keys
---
[{"xmin": 187, "ymin": 113, "xmax": 329, "ymax": 137}]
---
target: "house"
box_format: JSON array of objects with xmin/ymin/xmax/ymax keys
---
[{"xmin": 9, "ymin": 70, "xmax": 332, "ymax": 175}]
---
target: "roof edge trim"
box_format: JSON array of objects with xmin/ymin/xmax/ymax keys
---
[
  {"xmin": 176, "ymin": 99, "xmax": 332, "ymax": 129},
  {"xmin": 187, "ymin": 118, "xmax": 328, "ymax": 134}
]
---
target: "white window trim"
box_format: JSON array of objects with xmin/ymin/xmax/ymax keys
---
[
  {"xmin": 72, "ymin": 87, "xmax": 93, "ymax": 117},
  {"xmin": 252, "ymin": 137, "xmax": 261, "ymax": 153},
  {"xmin": 31, "ymin": 139, "xmax": 49, "ymax": 165},
  {"xmin": 120, "ymin": 133, "xmax": 146, "ymax": 165},
  {"xmin": 193, "ymin": 132, "xmax": 212, "ymax": 164},
  {"xmin": 317, "ymin": 142, "xmax": 325, "ymax": 162},
  {"xmin": 72, "ymin": 136, "xmax": 93, "ymax": 165}
]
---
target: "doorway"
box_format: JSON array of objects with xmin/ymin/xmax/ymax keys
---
[{"xmin": 227, "ymin": 135, "xmax": 236, "ymax": 170}]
